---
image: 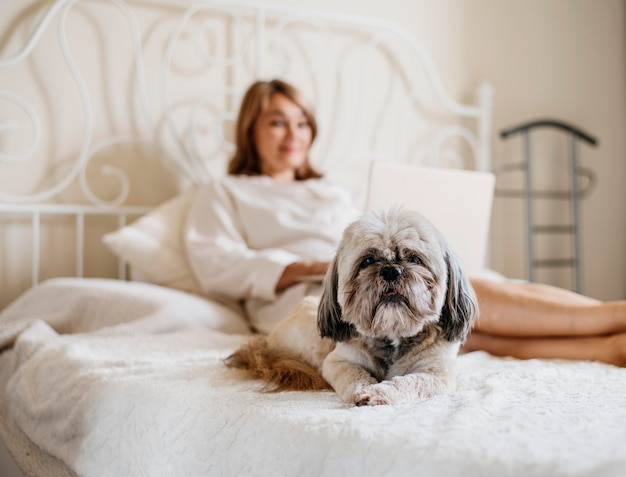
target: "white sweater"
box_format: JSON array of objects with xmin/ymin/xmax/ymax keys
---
[{"xmin": 184, "ymin": 175, "xmax": 362, "ymax": 333}]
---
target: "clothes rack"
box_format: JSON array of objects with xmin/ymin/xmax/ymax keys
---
[{"xmin": 498, "ymin": 119, "xmax": 598, "ymax": 293}]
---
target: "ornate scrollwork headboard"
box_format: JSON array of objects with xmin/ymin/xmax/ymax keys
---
[{"xmin": 0, "ymin": 0, "xmax": 492, "ymax": 305}]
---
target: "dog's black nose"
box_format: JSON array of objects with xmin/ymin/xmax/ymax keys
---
[{"xmin": 380, "ymin": 266, "xmax": 402, "ymax": 282}]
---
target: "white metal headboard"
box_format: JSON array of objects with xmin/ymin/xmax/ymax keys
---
[{"xmin": 0, "ymin": 0, "xmax": 493, "ymax": 307}]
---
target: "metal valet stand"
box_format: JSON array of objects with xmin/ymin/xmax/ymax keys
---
[{"xmin": 498, "ymin": 119, "xmax": 598, "ymax": 293}]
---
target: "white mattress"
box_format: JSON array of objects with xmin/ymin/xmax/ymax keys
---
[{"xmin": 1, "ymin": 278, "xmax": 625, "ymax": 477}]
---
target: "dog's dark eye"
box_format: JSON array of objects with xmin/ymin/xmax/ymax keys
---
[
  {"xmin": 408, "ymin": 255, "xmax": 423, "ymax": 265},
  {"xmin": 360, "ymin": 256, "xmax": 375, "ymax": 269}
]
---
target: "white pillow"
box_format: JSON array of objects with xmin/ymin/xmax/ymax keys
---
[{"xmin": 103, "ymin": 188, "xmax": 201, "ymax": 294}]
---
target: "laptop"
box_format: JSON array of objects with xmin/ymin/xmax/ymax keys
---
[{"xmin": 365, "ymin": 161, "xmax": 495, "ymax": 276}]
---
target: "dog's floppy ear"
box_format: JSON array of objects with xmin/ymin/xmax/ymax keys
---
[
  {"xmin": 440, "ymin": 248, "xmax": 479, "ymax": 342},
  {"xmin": 317, "ymin": 254, "xmax": 356, "ymax": 341}
]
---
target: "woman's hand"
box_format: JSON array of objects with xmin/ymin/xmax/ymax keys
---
[{"xmin": 275, "ymin": 260, "xmax": 330, "ymax": 293}]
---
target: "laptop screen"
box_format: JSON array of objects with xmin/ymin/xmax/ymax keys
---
[{"xmin": 365, "ymin": 162, "xmax": 495, "ymax": 276}]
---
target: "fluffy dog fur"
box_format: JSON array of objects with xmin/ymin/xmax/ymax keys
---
[{"xmin": 225, "ymin": 207, "xmax": 478, "ymax": 406}]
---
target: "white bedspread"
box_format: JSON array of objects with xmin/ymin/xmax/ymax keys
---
[{"xmin": 1, "ymin": 278, "xmax": 625, "ymax": 477}]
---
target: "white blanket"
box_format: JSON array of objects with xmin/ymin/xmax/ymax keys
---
[{"xmin": 1, "ymin": 278, "xmax": 626, "ymax": 477}]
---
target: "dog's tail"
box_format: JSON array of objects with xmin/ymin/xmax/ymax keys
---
[{"xmin": 224, "ymin": 337, "xmax": 331, "ymax": 392}]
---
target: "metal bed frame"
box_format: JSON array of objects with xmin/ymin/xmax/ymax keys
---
[{"xmin": 0, "ymin": 0, "xmax": 493, "ymax": 301}]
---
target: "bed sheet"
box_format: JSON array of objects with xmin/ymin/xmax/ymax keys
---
[{"xmin": 0, "ymin": 278, "xmax": 625, "ymax": 477}]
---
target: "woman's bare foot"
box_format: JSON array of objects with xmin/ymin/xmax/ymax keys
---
[{"xmin": 606, "ymin": 332, "xmax": 626, "ymax": 367}]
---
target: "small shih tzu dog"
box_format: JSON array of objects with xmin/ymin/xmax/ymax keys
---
[{"xmin": 225, "ymin": 207, "xmax": 478, "ymax": 406}]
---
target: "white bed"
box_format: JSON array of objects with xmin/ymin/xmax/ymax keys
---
[{"xmin": 1, "ymin": 1, "xmax": 625, "ymax": 476}]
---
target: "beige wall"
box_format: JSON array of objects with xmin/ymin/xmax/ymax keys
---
[
  {"xmin": 465, "ymin": 0, "xmax": 626, "ymax": 300},
  {"xmin": 1, "ymin": 0, "xmax": 625, "ymax": 302},
  {"xmin": 267, "ymin": 0, "xmax": 626, "ymax": 300}
]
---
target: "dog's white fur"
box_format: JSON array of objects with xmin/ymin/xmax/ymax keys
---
[{"xmin": 227, "ymin": 207, "xmax": 478, "ymax": 406}]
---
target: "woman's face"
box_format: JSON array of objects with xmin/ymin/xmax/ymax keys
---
[{"xmin": 253, "ymin": 93, "xmax": 313, "ymax": 182}]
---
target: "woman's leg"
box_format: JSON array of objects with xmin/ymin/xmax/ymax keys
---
[
  {"xmin": 463, "ymin": 331, "xmax": 626, "ymax": 367},
  {"xmin": 469, "ymin": 278, "xmax": 626, "ymax": 338}
]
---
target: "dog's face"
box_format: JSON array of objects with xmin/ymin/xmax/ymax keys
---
[{"xmin": 318, "ymin": 207, "xmax": 477, "ymax": 342}]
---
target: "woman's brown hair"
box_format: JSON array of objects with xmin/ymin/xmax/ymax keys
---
[{"xmin": 227, "ymin": 79, "xmax": 322, "ymax": 180}]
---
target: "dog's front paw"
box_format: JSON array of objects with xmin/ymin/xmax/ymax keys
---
[
  {"xmin": 353, "ymin": 373, "xmax": 453, "ymax": 405},
  {"xmin": 353, "ymin": 381, "xmax": 398, "ymax": 406}
]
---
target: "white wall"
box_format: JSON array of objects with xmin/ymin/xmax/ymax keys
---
[
  {"xmin": 270, "ymin": 0, "xmax": 626, "ymax": 299},
  {"xmin": 463, "ymin": 0, "xmax": 626, "ymax": 299},
  {"xmin": 1, "ymin": 0, "xmax": 624, "ymax": 301}
]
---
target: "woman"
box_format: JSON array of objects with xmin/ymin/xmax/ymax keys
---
[
  {"xmin": 185, "ymin": 79, "xmax": 361, "ymax": 333},
  {"xmin": 185, "ymin": 79, "xmax": 626, "ymax": 367}
]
